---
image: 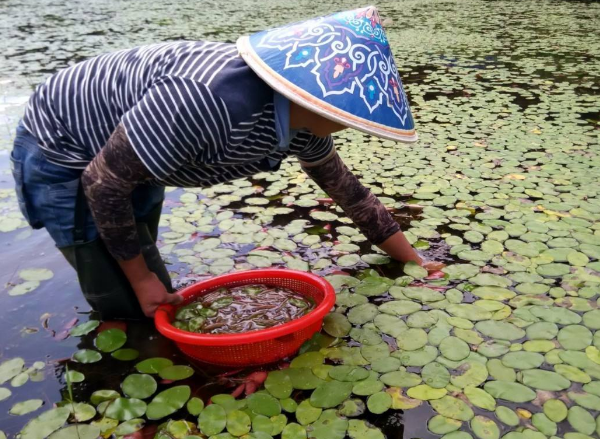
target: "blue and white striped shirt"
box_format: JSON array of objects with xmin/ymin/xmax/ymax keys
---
[{"xmin": 22, "ymin": 41, "xmax": 334, "ymax": 187}]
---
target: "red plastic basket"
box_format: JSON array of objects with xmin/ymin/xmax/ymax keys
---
[{"xmin": 155, "ymin": 269, "xmax": 336, "ymax": 367}]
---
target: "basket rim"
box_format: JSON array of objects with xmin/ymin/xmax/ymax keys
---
[{"xmin": 154, "ymin": 268, "xmax": 336, "ymax": 346}]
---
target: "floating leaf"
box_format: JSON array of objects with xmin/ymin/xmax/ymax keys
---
[
  {"xmin": 407, "ymin": 384, "xmax": 447, "ymax": 400},
  {"xmin": 310, "ymin": 381, "xmax": 353, "ymax": 408},
  {"xmin": 265, "ymin": 370, "xmax": 293, "ymax": 399},
  {"xmin": 19, "ymin": 268, "xmax": 54, "ymax": 281},
  {"xmin": 69, "ymin": 320, "xmax": 100, "ymax": 337},
  {"xmin": 366, "ymin": 392, "xmax": 392, "ymax": 414},
  {"xmin": 105, "ymin": 397, "xmax": 147, "ymax": 421},
  {"xmin": 567, "ymin": 406, "xmax": 596, "ymax": 435},
  {"xmin": 451, "ymin": 361, "xmax": 488, "ymax": 388},
  {"xmin": 72, "ymin": 349, "xmax": 102, "ymax": 364},
  {"xmin": 430, "ymin": 396, "xmax": 474, "ymax": 421},
  {"xmin": 135, "ymin": 357, "xmax": 173, "ymax": 374},
  {"xmin": 520, "ymin": 369, "xmax": 571, "ymax": 391},
  {"xmin": 20, "ymin": 407, "xmax": 71, "ymax": 439},
  {"xmin": 422, "ymin": 362, "xmax": 451, "ymax": 388},
  {"xmin": 470, "ymin": 416, "xmax": 500, "ymax": 439},
  {"xmin": 48, "ymin": 425, "xmax": 101, "ymax": 439},
  {"xmin": 296, "ymin": 400, "xmax": 322, "ymax": 426},
  {"xmin": 323, "ymin": 313, "xmax": 351, "ymax": 338},
  {"xmin": 65, "ymin": 370, "xmax": 84, "ymax": 383},
  {"xmin": 440, "ymin": 337, "xmax": 470, "ymax": 361},
  {"xmin": 146, "ymin": 386, "xmax": 190, "ymax": 420},
  {"xmin": 159, "ymin": 365, "xmax": 194, "ymax": 381},
  {"xmin": 306, "ymin": 409, "xmax": 348, "ymax": 439},
  {"xmin": 495, "ymin": 406, "xmax": 519, "ymax": 426},
  {"xmin": 10, "ymin": 399, "xmax": 44, "ymax": 415},
  {"xmin": 199, "ymin": 404, "xmax": 227, "ymax": 435},
  {"xmin": 122, "ymin": 374, "xmax": 157, "ymax": 399},
  {"xmin": 428, "ymin": 415, "xmax": 462, "ymax": 434},
  {"xmin": 282, "ymin": 423, "xmax": 307, "ymax": 439},
  {"xmin": 475, "ymin": 320, "xmax": 525, "ymax": 341},
  {"xmin": 501, "ymin": 352, "xmax": 544, "ymax": 369},
  {"xmin": 532, "ymin": 413, "xmax": 557, "ymax": 436},
  {"xmin": 558, "ymin": 325, "xmax": 592, "ymax": 350},
  {"xmin": 404, "ymin": 261, "xmax": 428, "ymax": 278},
  {"xmin": 483, "ymin": 381, "xmax": 536, "ymax": 402},
  {"xmin": 0, "ymin": 358, "xmax": 24, "ymax": 384},
  {"xmin": 248, "ymin": 393, "xmax": 282, "ymax": 417},
  {"xmin": 543, "ymin": 399, "xmax": 568, "ymax": 422},
  {"xmin": 464, "ymin": 386, "xmax": 496, "ymax": 411},
  {"xmin": 227, "ymin": 410, "xmax": 251, "ymax": 436},
  {"xmin": 112, "ymin": 348, "xmax": 139, "ymax": 361},
  {"xmin": 114, "ymin": 418, "xmax": 145, "ymax": 436},
  {"xmin": 95, "ymin": 328, "xmax": 127, "ymax": 352}
]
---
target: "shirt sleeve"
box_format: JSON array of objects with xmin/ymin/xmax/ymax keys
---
[
  {"xmin": 293, "ymin": 133, "xmax": 336, "ymax": 167},
  {"xmin": 121, "ymin": 75, "xmax": 231, "ymax": 181}
]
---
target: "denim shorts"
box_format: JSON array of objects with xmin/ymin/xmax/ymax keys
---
[{"xmin": 10, "ymin": 121, "xmax": 165, "ymax": 248}]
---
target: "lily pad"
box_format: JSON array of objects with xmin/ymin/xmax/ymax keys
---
[
  {"xmin": 72, "ymin": 349, "xmax": 102, "ymax": 364},
  {"xmin": 122, "ymin": 374, "xmax": 157, "ymax": 399},
  {"xmin": 470, "ymin": 416, "xmax": 500, "ymax": 439},
  {"xmin": 0, "ymin": 358, "xmax": 24, "ymax": 384},
  {"xmin": 158, "ymin": 365, "xmax": 194, "ymax": 381},
  {"xmin": 48, "ymin": 425, "xmax": 101, "ymax": 439},
  {"xmin": 310, "ymin": 381, "xmax": 353, "ymax": 408},
  {"xmin": 146, "ymin": 385, "xmax": 191, "ymax": 420},
  {"xmin": 135, "ymin": 357, "xmax": 173, "ymax": 374},
  {"xmin": 105, "ymin": 398, "xmax": 146, "ymax": 421},
  {"xmin": 439, "ymin": 337, "xmax": 470, "ymax": 361},
  {"xmin": 199, "ymin": 404, "xmax": 227, "ymax": 435},
  {"xmin": 112, "ymin": 348, "xmax": 140, "ymax": 361},
  {"xmin": 19, "ymin": 407, "xmax": 71, "ymax": 439},
  {"xmin": 10, "ymin": 399, "xmax": 44, "ymax": 415},
  {"xmin": 69, "ymin": 320, "xmax": 100, "ymax": 337},
  {"xmin": 483, "ymin": 381, "xmax": 536, "ymax": 402},
  {"xmin": 94, "ymin": 328, "xmax": 127, "ymax": 352},
  {"xmin": 430, "ymin": 396, "xmax": 475, "ymax": 421}
]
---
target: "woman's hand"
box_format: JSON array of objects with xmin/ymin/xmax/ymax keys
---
[
  {"xmin": 421, "ymin": 260, "xmax": 446, "ymax": 274},
  {"xmin": 133, "ymin": 271, "xmax": 183, "ymax": 317}
]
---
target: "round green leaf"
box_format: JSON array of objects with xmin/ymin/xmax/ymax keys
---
[
  {"xmin": 122, "ymin": 374, "xmax": 157, "ymax": 399},
  {"xmin": 94, "ymin": 328, "xmax": 127, "ymax": 353}
]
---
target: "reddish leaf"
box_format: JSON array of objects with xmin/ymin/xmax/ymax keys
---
[{"xmin": 97, "ymin": 321, "xmax": 127, "ymax": 333}]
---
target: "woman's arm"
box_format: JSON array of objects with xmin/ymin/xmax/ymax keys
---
[
  {"xmin": 301, "ymin": 151, "xmax": 422, "ymax": 264},
  {"xmin": 81, "ymin": 124, "xmax": 181, "ymax": 316}
]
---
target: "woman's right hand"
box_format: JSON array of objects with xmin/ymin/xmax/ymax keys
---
[{"xmin": 133, "ymin": 271, "xmax": 182, "ymax": 317}]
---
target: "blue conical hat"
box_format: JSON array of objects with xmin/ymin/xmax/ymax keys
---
[{"xmin": 237, "ymin": 6, "xmax": 417, "ymax": 143}]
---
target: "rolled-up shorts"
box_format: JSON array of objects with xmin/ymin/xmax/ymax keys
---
[{"xmin": 10, "ymin": 121, "xmax": 172, "ymax": 319}]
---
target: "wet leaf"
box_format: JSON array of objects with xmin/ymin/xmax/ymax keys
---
[
  {"xmin": 248, "ymin": 393, "xmax": 281, "ymax": 417},
  {"xmin": 69, "ymin": 320, "xmax": 100, "ymax": 336},
  {"xmin": 159, "ymin": 365, "xmax": 194, "ymax": 381},
  {"xmin": 470, "ymin": 416, "xmax": 500, "ymax": 439},
  {"xmin": 310, "ymin": 381, "xmax": 353, "ymax": 408},
  {"xmin": 65, "ymin": 370, "xmax": 84, "ymax": 383},
  {"xmin": 307, "ymin": 409, "xmax": 348, "ymax": 439},
  {"xmin": 135, "ymin": 357, "xmax": 173, "ymax": 374},
  {"xmin": 568, "ymin": 406, "xmax": 596, "ymax": 435},
  {"xmin": 146, "ymin": 385, "xmax": 191, "ymax": 420},
  {"xmin": 430, "ymin": 395, "xmax": 474, "ymax": 421},
  {"xmin": 9, "ymin": 399, "xmax": 43, "ymax": 415},
  {"xmin": 520, "ymin": 369, "xmax": 570, "ymax": 391},
  {"xmin": 296, "ymin": 400, "xmax": 322, "ymax": 426},
  {"xmin": 227, "ymin": 410, "xmax": 251, "ymax": 436},
  {"xmin": 407, "ymin": 384, "xmax": 447, "ymax": 400},
  {"xmin": 199, "ymin": 404, "xmax": 227, "ymax": 435},
  {"xmin": 48, "ymin": 425, "xmax": 101, "ymax": 439},
  {"xmin": 440, "ymin": 336, "xmax": 470, "ymax": 361},
  {"xmin": 0, "ymin": 358, "xmax": 24, "ymax": 384},
  {"xmin": 464, "ymin": 386, "xmax": 496, "ymax": 411},
  {"xmin": 428, "ymin": 415, "xmax": 462, "ymax": 434},
  {"xmin": 483, "ymin": 381, "xmax": 536, "ymax": 402},
  {"xmin": 112, "ymin": 348, "xmax": 139, "ymax": 361},
  {"xmin": 265, "ymin": 370, "xmax": 293, "ymax": 399},
  {"xmin": 19, "ymin": 407, "xmax": 71, "ymax": 439},
  {"xmin": 495, "ymin": 406, "xmax": 519, "ymax": 426},
  {"xmin": 95, "ymin": 328, "xmax": 127, "ymax": 352},
  {"xmin": 114, "ymin": 418, "xmax": 145, "ymax": 435},
  {"xmin": 72, "ymin": 349, "xmax": 102, "ymax": 363},
  {"xmin": 323, "ymin": 313, "xmax": 351, "ymax": 338},
  {"xmin": 122, "ymin": 374, "xmax": 157, "ymax": 399},
  {"xmin": 105, "ymin": 397, "xmax": 146, "ymax": 421}
]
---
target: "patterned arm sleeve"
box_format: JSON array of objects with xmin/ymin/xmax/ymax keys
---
[
  {"xmin": 301, "ymin": 152, "xmax": 401, "ymax": 245},
  {"xmin": 81, "ymin": 124, "xmax": 155, "ymax": 261}
]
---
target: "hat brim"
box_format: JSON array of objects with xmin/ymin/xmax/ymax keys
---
[{"xmin": 237, "ymin": 36, "xmax": 418, "ymax": 144}]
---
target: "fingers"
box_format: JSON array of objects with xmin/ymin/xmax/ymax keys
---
[{"xmin": 166, "ymin": 293, "xmax": 184, "ymax": 305}]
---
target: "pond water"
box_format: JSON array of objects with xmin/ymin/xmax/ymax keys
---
[{"xmin": 0, "ymin": 0, "xmax": 599, "ymax": 437}]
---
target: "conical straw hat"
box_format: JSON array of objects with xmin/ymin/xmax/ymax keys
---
[{"xmin": 237, "ymin": 6, "xmax": 417, "ymax": 143}]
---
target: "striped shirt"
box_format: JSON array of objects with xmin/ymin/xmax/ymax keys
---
[{"xmin": 22, "ymin": 41, "xmax": 334, "ymax": 187}]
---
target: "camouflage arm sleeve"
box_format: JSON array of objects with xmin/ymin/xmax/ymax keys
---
[
  {"xmin": 81, "ymin": 123, "xmax": 155, "ymax": 261},
  {"xmin": 301, "ymin": 152, "xmax": 401, "ymax": 245}
]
